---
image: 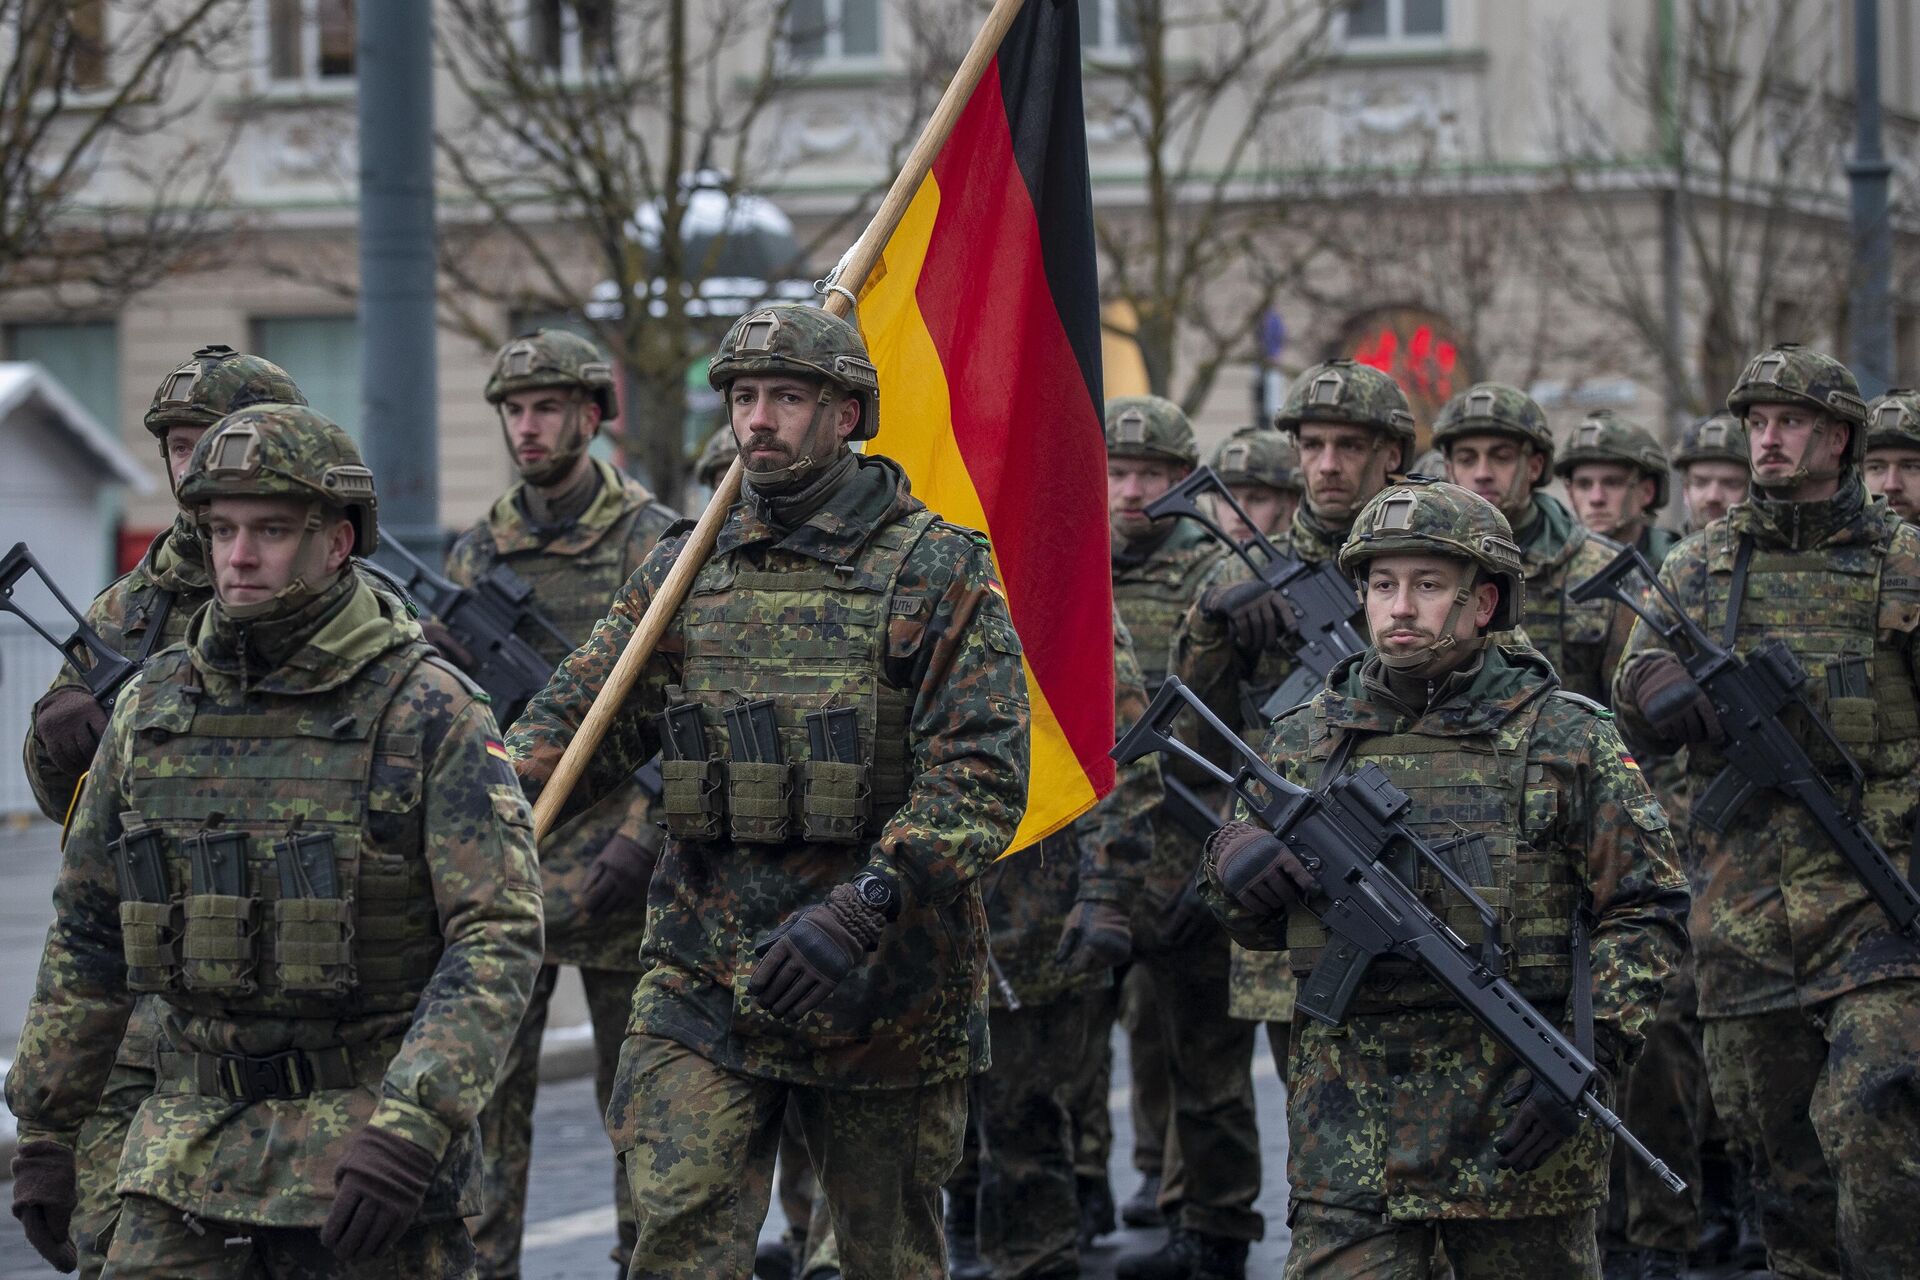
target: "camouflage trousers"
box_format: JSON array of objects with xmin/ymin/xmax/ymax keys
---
[
  {"xmin": 1137, "ymin": 926, "xmax": 1263, "ymax": 1241},
  {"xmin": 103, "ymin": 1192, "xmax": 475, "ymax": 1279},
  {"xmin": 609, "ymin": 1033, "xmax": 967, "ymax": 1279},
  {"xmin": 72, "ymin": 1004, "xmax": 161, "ymax": 1280},
  {"xmin": 1602, "ymin": 949, "xmax": 1708, "ymax": 1254},
  {"xmin": 470, "ymin": 963, "xmax": 638, "ymax": 1279},
  {"xmin": 1702, "ymin": 979, "xmax": 1920, "ymax": 1280},
  {"xmin": 1120, "ymin": 963, "xmax": 1171, "ymax": 1177},
  {"xmin": 1068, "ymin": 974, "xmax": 1120, "ymax": 1182},
  {"xmin": 1287, "ymin": 1201, "xmax": 1600, "ymax": 1279}
]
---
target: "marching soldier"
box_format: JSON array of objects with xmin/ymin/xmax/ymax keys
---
[
  {"xmin": 1862, "ymin": 388, "xmax": 1920, "ymax": 525},
  {"xmin": 1613, "ymin": 344, "xmax": 1920, "ymax": 1279},
  {"xmin": 1105, "ymin": 395, "xmax": 1263, "ymax": 1280},
  {"xmin": 1204, "ymin": 478, "xmax": 1687, "ymax": 1277},
  {"xmin": 450, "ymin": 329, "xmax": 678, "ymax": 1279},
  {"xmin": 507, "ymin": 304, "xmax": 1030, "ymax": 1278},
  {"xmin": 1672, "ymin": 415, "xmax": 1750, "ymax": 533},
  {"xmin": 16, "ymin": 345, "xmax": 308, "ymax": 1279},
  {"xmin": 1438, "ymin": 383, "xmax": 1626, "ymax": 702},
  {"xmin": 1555, "ymin": 411, "xmax": 1680, "ymax": 566},
  {"xmin": 7, "ymin": 406, "xmax": 543, "ymax": 1276}
]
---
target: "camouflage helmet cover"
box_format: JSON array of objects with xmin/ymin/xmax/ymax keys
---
[
  {"xmin": 144, "ymin": 344, "xmax": 308, "ymax": 438},
  {"xmin": 178, "ymin": 404, "xmax": 378, "ymax": 555},
  {"xmin": 707, "ymin": 304, "xmax": 880, "ymax": 441},
  {"xmin": 1866, "ymin": 388, "xmax": 1920, "ymax": 454},
  {"xmin": 1105, "ymin": 395, "xmax": 1198, "ymax": 467},
  {"xmin": 1337, "ymin": 477, "xmax": 1525, "ymax": 632},
  {"xmin": 1552, "ymin": 409, "xmax": 1672, "ymax": 510},
  {"xmin": 1430, "ymin": 382, "xmax": 1555, "ymax": 479},
  {"xmin": 1210, "ymin": 426, "xmax": 1302, "ymax": 492},
  {"xmin": 1726, "ymin": 343, "xmax": 1868, "ymax": 463},
  {"xmin": 694, "ymin": 423, "xmax": 739, "ymax": 487},
  {"xmin": 1273, "ymin": 358, "xmax": 1416, "ymax": 449},
  {"xmin": 485, "ymin": 328, "xmax": 618, "ymax": 419},
  {"xmin": 1672, "ymin": 413, "xmax": 1749, "ymax": 470}
]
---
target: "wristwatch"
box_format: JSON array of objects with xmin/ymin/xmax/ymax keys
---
[{"xmin": 850, "ymin": 871, "xmax": 901, "ymax": 923}]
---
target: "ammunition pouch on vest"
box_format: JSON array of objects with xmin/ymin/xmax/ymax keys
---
[
  {"xmin": 117, "ymin": 644, "xmax": 445, "ymax": 1019},
  {"xmin": 658, "ymin": 510, "xmax": 935, "ymax": 848}
]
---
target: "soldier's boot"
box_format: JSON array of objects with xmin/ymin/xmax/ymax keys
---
[
  {"xmin": 1730, "ymin": 1173, "xmax": 1767, "ymax": 1270},
  {"xmin": 947, "ymin": 1193, "xmax": 990, "ymax": 1280},
  {"xmin": 755, "ymin": 1227, "xmax": 803, "ymax": 1280},
  {"xmin": 1115, "ymin": 1228, "xmax": 1247, "ymax": 1280},
  {"xmin": 1078, "ymin": 1173, "xmax": 1116, "ymax": 1246},
  {"xmin": 1691, "ymin": 1148, "xmax": 1738, "ymax": 1266},
  {"xmin": 1600, "ymin": 1248, "xmax": 1639, "ymax": 1280},
  {"xmin": 1120, "ymin": 1172, "xmax": 1164, "ymax": 1228},
  {"xmin": 1636, "ymin": 1248, "xmax": 1685, "ymax": 1280}
]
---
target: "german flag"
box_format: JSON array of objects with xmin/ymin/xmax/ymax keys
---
[{"xmin": 860, "ymin": 0, "xmax": 1113, "ymax": 850}]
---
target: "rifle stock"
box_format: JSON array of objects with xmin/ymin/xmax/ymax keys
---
[{"xmin": 0, "ymin": 542, "xmax": 139, "ymax": 709}]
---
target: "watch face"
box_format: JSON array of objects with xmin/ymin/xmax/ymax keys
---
[{"xmin": 858, "ymin": 877, "xmax": 891, "ymax": 909}]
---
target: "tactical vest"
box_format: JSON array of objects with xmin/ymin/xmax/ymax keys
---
[
  {"xmin": 1520, "ymin": 541, "xmax": 1615, "ymax": 693},
  {"xmin": 500, "ymin": 502, "xmax": 664, "ymax": 662},
  {"xmin": 1286, "ymin": 693, "xmax": 1582, "ymax": 1008},
  {"xmin": 1690, "ymin": 535, "xmax": 1920, "ymax": 786},
  {"xmin": 1113, "ymin": 523, "xmax": 1221, "ymax": 688},
  {"xmin": 655, "ymin": 510, "xmax": 934, "ymax": 846},
  {"xmin": 114, "ymin": 644, "xmax": 444, "ymax": 1018}
]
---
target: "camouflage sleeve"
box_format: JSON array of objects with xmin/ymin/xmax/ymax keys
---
[
  {"xmin": 504, "ymin": 537, "xmax": 684, "ymax": 821},
  {"xmin": 867, "ymin": 533, "xmax": 1031, "ymax": 906},
  {"xmin": 611, "ymin": 505, "xmax": 680, "ymax": 845},
  {"xmin": 5, "ymin": 683, "xmax": 142, "ymax": 1147},
  {"xmin": 1609, "ymin": 539, "xmax": 1706, "ymax": 759},
  {"xmin": 1561, "ymin": 708, "xmax": 1690, "ymax": 1050},
  {"xmin": 442, "ymin": 522, "xmax": 493, "ymax": 589},
  {"xmin": 1076, "ymin": 615, "xmax": 1160, "ymax": 902},
  {"xmin": 369, "ymin": 689, "xmax": 545, "ymax": 1161},
  {"xmin": 1171, "ymin": 553, "xmax": 1250, "ymax": 722}
]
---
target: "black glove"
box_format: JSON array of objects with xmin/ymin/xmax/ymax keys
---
[
  {"xmin": 11, "ymin": 1140, "xmax": 77, "ymax": 1273},
  {"xmin": 33, "ymin": 686, "xmax": 107, "ymax": 779},
  {"xmin": 749, "ymin": 883, "xmax": 884, "ymax": 1020},
  {"xmin": 1155, "ymin": 875, "xmax": 1216, "ymax": 950},
  {"xmin": 1623, "ymin": 652, "xmax": 1721, "ymax": 746},
  {"xmin": 418, "ymin": 620, "xmax": 476, "ymax": 673},
  {"xmin": 582, "ymin": 833, "xmax": 657, "ymax": 919},
  {"xmin": 1493, "ymin": 1076, "xmax": 1582, "ymax": 1173},
  {"xmin": 1055, "ymin": 898, "xmax": 1133, "ymax": 974},
  {"xmin": 1209, "ymin": 821, "xmax": 1319, "ymax": 915},
  {"xmin": 1200, "ymin": 580, "xmax": 1296, "ymax": 656},
  {"xmin": 321, "ymin": 1126, "xmax": 439, "ymax": 1261}
]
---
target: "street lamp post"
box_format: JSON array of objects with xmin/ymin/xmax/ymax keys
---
[{"xmin": 1848, "ymin": 0, "xmax": 1892, "ymax": 398}]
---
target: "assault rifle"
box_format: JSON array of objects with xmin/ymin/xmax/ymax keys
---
[
  {"xmin": 370, "ymin": 537, "xmax": 571, "ymax": 725},
  {"xmin": 1144, "ymin": 466, "xmax": 1365, "ymax": 717},
  {"xmin": 1112, "ymin": 675, "xmax": 1685, "ymax": 1193},
  {"xmin": 1571, "ymin": 545, "xmax": 1920, "ymax": 943},
  {"xmin": 0, "ymin": 542, "xmax": 140, "ymax": 710}
]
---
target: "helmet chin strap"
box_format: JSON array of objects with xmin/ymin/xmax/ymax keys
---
[
  {"xmin": 1373, "ymin": 580, "xmax": 1483, "ymax": 674},
  {"xmin": 506, "ymin": 397, "xmax": 594, "ymax": 487},
  {"xmin": 742, "ymin": 385, "xmax": 840, "ymax": 491},
  {"xmin": 1754, "ymin": 417, "xmax": 1843, "ymax": 493},
  {"xmin": 207, "ymin": 502, "xmax": 341, "ymax": 623}
]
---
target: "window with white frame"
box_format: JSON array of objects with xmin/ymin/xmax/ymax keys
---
[
  {"xmin": 1340, "ymin": 0, "xmax": 1447, "ymax": 46},
  {"xmin": 265, "ymin": 0, "xmax": 355, "ymax": 84},
  {"xmin": 528, "ymin": 0, "xmax": 616, "ymax": 77},
  {"xmin": 1080, "ymin": 0, "xmax": 1140, "ymax": 56},
  {"xmin": 786, "ymin": 0, "xmax": 879, "ymax": 64}
]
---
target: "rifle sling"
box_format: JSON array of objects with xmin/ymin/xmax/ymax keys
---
[
  {"xmin": 134, "ymin": 589, "xmax": 176, "ymax": 666},
  {"xmin": 1720, "ymin": 534, "xmax": 1755, "ymax": 652}
]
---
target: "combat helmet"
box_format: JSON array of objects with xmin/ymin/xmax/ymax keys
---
[
  {"xmin": 179, "ymin": 404, "xmax": 378, "ymax": 557},
  {"xmin": 1106, "ymin": 395, "xmax": 1198, "ymax": 468},
  {"xmin": 1339, "ymin": 477, "xmax": 1525, "ymax": 634},
  {"xmin": 1553, "ymin": 410, "xmax": 1671, "ymax": 510},
  {"xmin": 1726, "ymin": 343, "xmax": 1868, "ymax": 465},
  {"xmin": 1866, "ymin": 389, "xmax": 1920, "ymax": 454},
  {"xmin": 708, "ymin": 304, "xmax": 880, "ymax": 441},
  {"xmin": 1430, "ymin": 382, "xmax": 1556, "ymax": 480},
  {"xmin": 485, "ymin": 328, "xmax": 618, "ymax": 419},
  {"xmin": 1210, "ymin": 426, "xmax": 1302, "ymax": 493},
  {"xmin": 1672, "ymin": 414, "xmax": 1749, "ymax": 470},
  {"xmin": 694, "ymin": 423, "xmax": 739, "ymax": 488},
  {"xmin": 1273, "ymin": 359, "xmax": 1416, "ymax": 455},
  {"xmin": 145, "ymin": 344, "xmax": 306, "ymax": 439}
]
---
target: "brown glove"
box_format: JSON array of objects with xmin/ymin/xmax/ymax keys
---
[
  {"xmin": 418, "ymin": 619, "xmax": 476, "ymax": 672},
  {"xmin": 1623, "ymin": 652, "xmax": 1721, "ymax": 746},
  {"xmin": 1200, "ymin": 580, "xmax": 1297, "ymax": 656},
  {"xmin": 749, "ymin": 883, "xmax": 884, "ymax": 1020},
  {"xmin": 1209, "ymin": 820, "xmax": 1319, "ymax": 915},
  {"xmin": 33, "ymin": 686, "xmax": 107, "ymax": 779},
  {"xmin": 582, "ymin": 833, "xmax": 657, "ymax": 919},
  {"xmin": 11, "ymin": 1140, "xmax": 78, "ymax": 1273},
  {"xmin": 1055, "ymin": 898, "xmax": 1133, "ymax": 974},
  {"xmin": 321, "ymin": 1126, "xmax": 439, "ymax": 1261}
]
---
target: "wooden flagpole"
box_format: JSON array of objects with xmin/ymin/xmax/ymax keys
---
[{"xmin": 532, "ymin": 0, "xmax": 1029, "ymax": 841}]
